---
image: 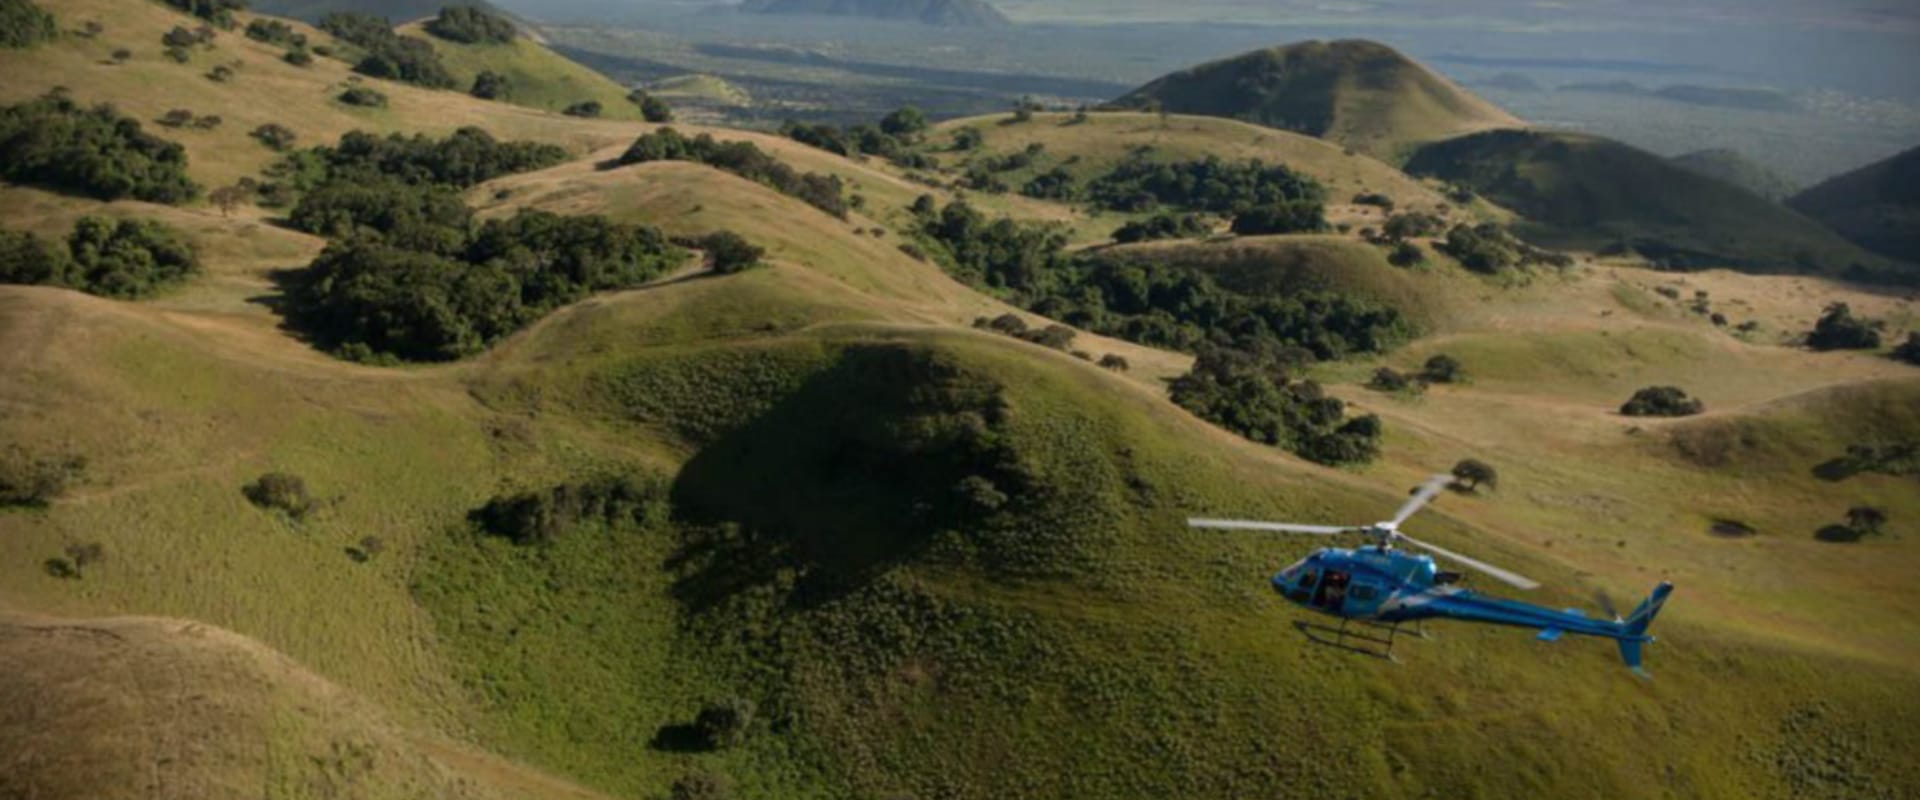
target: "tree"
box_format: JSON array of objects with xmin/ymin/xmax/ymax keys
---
[
  {"xmin": 242, "ymin": 472, "xmax": 314, "ymax": 519},
  {"xmin": 1011, "ymin": 96, "xmax": 1037, "ymax": 123},
  {"xmin": 0, "ymin": 94, "xmax": 201, "ymax": 203},
  {"xmin": 1620, "ymin": 386, "xmax": 1704, "ymax": 417},
  {"xmin": 1098, "ymin": 353, "xmax": 1129, "ymax": 372},
  {"xmin": 950, "ymin": 126, "xmax": 983, "ymax": 151},
  {"xmin": 699, "ymin": 230, "xmax": 763, "ymax": 273},
  {"xmin": 1806, "ymin": 302, "xmax": 1881, "ymax": 351},
  {"xmin": 157, "ymin": 108, "xmax": 195, "ymax": 127},
  {"xmin": 205, "ymin": 63, "xmax": 233, "ymax": 82},
  {"xmin": 1231, "ymin": 201, "xmax": 1327, "ymax": 236},
  {"xmin": 338, "ymin": 86, "xmax": 388, "ymax": 108},
  {"xmin": 250, "ymin": 123, "xmax": 295, "ymax": 151},
  {"xmin": 1452, "ymin": 458, "xmax": 1498, "ymax": 492},
  {"xmin": 1388, "ymin": 241, "xmax": 1424, "ymax": 267},
  {"xmin": 879, "ymin": 105, "xmax": 927, "ymax": 139},
  {"xmin": 0, "ymin": 446, "xmax": 84, "ymax": 508},
  {"xmin": 627, "ymin": 89, "xmax": 671, "ymax": 122},
  {"xmin": 470, "ymin": 70, "xmax": 509, "ymax": 100},
  {"xmin": 1367, "ymin": 367, "xmax": 1414, "ymax": 392},
  {"xmin": 1894, "ymin": 332, "xmax": 1920, "ymax": 366},
  {"xmin": 0, "ymin": 0, "xmax": 58, "ymax": 49},
  {"xmin": 562, "ymin": 100, "xmax": 601, "ymax": 118},
  {"xmin": 424, "ymin": 5, "xmax": 515, "ymax": 44},
  {"xmin": 1846, "ymin": 506, "xmax": 1887, "ymax": 537},
  {"xmin": 209, "ymin": 183, "xmax": 248, "ymax": 216},
  {"xmin": 1420, "ymin": 354, "xmax": 1462, "ymax": 384},
  {"xmin": 694, "ymin": 698, "xmax": 753, "ymax": 750},
  {"xmin": 282, "ymin": 48, "xmax": 311, "ymax": 66}
]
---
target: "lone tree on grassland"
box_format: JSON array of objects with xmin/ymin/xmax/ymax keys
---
[
  {"xmin": 1620, "ymin": 386, "xmax": 1704, "ymax": 417},
  {"xmin": 1451, "ymin": 459, "xmax": 1498, "ymax": 492},
  {"xmin": 1807, "ymin": 302, "xmax": 1881, "ymax": 351},
  {"xmin": 1846, "ymin": 505, "xmax": 1887, "ymax": 537}
]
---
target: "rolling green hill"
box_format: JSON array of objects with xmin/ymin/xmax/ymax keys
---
[
  {"xmin": 1670, "ymin": 148, "xmax": 1798, "ymax": 203},
  {"xmin": 400, "ymin": 19, "xmax": 643, "ymax": 120},
  {"xmin": 4, "ymin": 1, "xmax": 1920, "ymax": 798},
  {"xmin": 1788, "ymin": 144, "xmax": 1920, "ymax": 265},
  {"xmin": 1406, "ymin": 130, "xmax": 1904, "ymax": 281},
  {"xmin": 1106, "ymin": 40, "xmax": 1523, "ymax": 162}
]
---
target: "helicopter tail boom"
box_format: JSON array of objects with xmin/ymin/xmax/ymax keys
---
[{"xmin": 1616, "ymin": 582, "xmax": 1674, "ymax": 678}]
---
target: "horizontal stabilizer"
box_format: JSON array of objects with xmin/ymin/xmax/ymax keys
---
[
  {"xmin": 1536, "ymin": 628, "xmax": 1564, "ymax": 642},
  {"xmin": 1562, "ymin": 607, "xmax": 1587, "ymax": 617}
]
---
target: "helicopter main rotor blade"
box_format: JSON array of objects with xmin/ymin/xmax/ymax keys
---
[
  {"xmin": 1396, "ymin": 532, "xmax": 1541, "ymax": 590},
  {"xmin": 1388, "ymin": 474, "xmax": 1455, "ymax": 527},
  {"xmin": 1186, "ymin": 519, "xmax": 1352, "ymax": 535}
]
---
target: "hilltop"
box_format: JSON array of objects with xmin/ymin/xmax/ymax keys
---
[
  {"xmin": 400, "ymin": 17, "xmax": 643, "ymax": 120},
  {"xmin": 1406, "ymin": 130, "xmax": 1901, "ymax": 280},
  {"xmin": 253, "ymin": 0, "xmax": 462, "ymax": 23},
  {"xmin": 1788, "ymin": 144, "xmax": 1920, "ymax": 265},
  {"xmin": 3, "ymin": 1, "xmax": 1920, "ymax": 798},
  {"xmin": 739, "ymin": 0, "xmax": 1011, "ymax": 27},
  {"xmin": 1106, "ymin": 40, "xmax": 1522, "ymax": 161},
  {"xmin": 1670, "ymin": 148, "xmax": 1798, "ymax": 202}
]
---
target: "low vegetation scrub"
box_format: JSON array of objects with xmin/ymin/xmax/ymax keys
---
[
  {"xmin": 250, "ymin": 122, "xmax": 296, "ymax": 151},
  {"xmin": 563, "ymin": 100, "xmax": 602, "ymax": 118},
  {"xmin": 319, "ymin": 11, "xmax": 455, "ymax": 89},
  {"xmin": 0, "ymin": 0, "xmax": 57, "ymax": 48},
  {"xmin": 338, "ymin": 86, "xmax": 388, "ymax": 108},
  {"xmin": 473, "ymin": 475, "xmax": 663, "ymax": 545},
  {"xmin": 0, "ymin": 446, "xmax": 85, "ymax": 508},
  {"xmin": 0, "ymin": 216, "xmax": 199, "ymax": 299},
  {"xmin": 1085, "ymin": 153, "xmax": 1326, "ymax": 220},
  {"xmin": 0, "ymin": 93, "xmax": 200, "ymax": 203},
  {"xmin": 45, "ymin": 541, "xmax": 107, "ymax": 578},
  {"xmin": 1451, "ymin": 458, "xmax": 1497, "ymax": 492},
  {"xmin": 1438, "ymin": 223, "xmax": 1572, "ymax": 274},
  {"xmin": 971, "ymin": 314, "xmax": 1077, "ymax": 352},
  {"xmin": 1894, "ymin": 332, "xmax": 1920, "ymax": 365},
  {"xmin": 424, "ymin": 5, "xmax": 516, "ymax": 44},
  {"xmin": 1112, "ymin": 212, "xmax": 1209, "ymax": 243},
  {"xmin": 1815, "ymin": 506, "xmax": 1889, "ymax": 543},
  {"xmin": 618, "ymin": 127, "xmax": 847, "ymax": 219},
  {"xmin": 243, "ymin": 18, "xmax": 304, "ymax": 47},
  {"xmin": 1805, "ymin": 302, "xmax": 1881, "ymax": 351},
  {"xmin": 694, "ymin": 697, "xmax": 754, "ymax": 750},
  {"xmin": 1620, "ymin": 386, "xmax": 1704, "ymax": 417},
  {"xmin": 242, "ymin": 472, "xmax": 315, "ymax": 519},
  {"xmin": 1814, "ymin": 441, "xmax": 1919, "ymax": 481},
  {"xmin": 781, "ymin": 107, "xmax": 927, "ymax": 167}
]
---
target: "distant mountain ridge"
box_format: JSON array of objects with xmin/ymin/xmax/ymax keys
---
[
  {"xmin": 1106, "ymin": 39, "xmax": 1521, "ymax": 161},
  {"xmin": 739, "ymin": 0, "xmax": 1011, "ymax": 27},
  {"xmin": 1789, "ymin": 145, "xmax": 1920, "ymax": 265},
  {"xmin": 1560, "ymin": 81, "xmax": 1797, "ymax": 112}
]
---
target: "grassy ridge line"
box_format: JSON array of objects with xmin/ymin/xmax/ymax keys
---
[{"xmin": 396, "ymin": 20, "xmax": 643, "ymax": 120}]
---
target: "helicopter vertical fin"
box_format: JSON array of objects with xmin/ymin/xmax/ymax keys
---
[{"xmin": 1616, "ymin": 582, "xmax": 1673, "ymax": 678}]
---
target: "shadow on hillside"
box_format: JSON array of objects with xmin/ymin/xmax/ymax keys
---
[{"xmin": 666, "ymin": 344, "xmax": 1010, "ymax": 613}]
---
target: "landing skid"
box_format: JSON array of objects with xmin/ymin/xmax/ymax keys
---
[{"xmin": 1293, "ymin": 619, "xmax": 1427, "ymax": 661}]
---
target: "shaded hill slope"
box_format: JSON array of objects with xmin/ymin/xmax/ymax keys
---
[
  {"xmin": 1788, "ymin": 144, "xmax": 1920, "ymax": 265},
  {"xmin": 1406, "ymin": 130, "xmax": 1902, "ymax": 281},
  {"xmin": 1106, "ymin": 40, "xmax": 1522, "ymax": 161},
  {"xmin": 1671, "ymin": 148, "xmax": 1797, "ymax": 202},
  {"xmin": 740, "ymin": 0, "xmax": 1011, "ymax": 27}
]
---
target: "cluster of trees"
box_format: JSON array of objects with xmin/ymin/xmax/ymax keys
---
[
  {"xmin": 339, "ymin": 85, "xmax": 388, "ymax": 108},
  {"xmin": 779, "ymin": 106, "xmax": 932, "ymax": 168},
  {"xmin": 1437, "ymin": 223, "xmax": 1572, "ymax": 274},
  {"xmin": 563, "ymin": 100, "xmax": 601, "ymax": 118},
  {"xmin": 290, "ymin": 209, "xmax": 680, "ymax": 360},
  {"xmin": 618, "ymin": 127, "xmax": 847, "ymax": 219},
  {"xmin": 910, "ymin": 197, "xmax": 1399, "ymax": 465},
  {"xmin": 0, "ymin": 0, "xmax": 57, "ymax": 48},
  {"xmin": 0, "ymin": 93, "xmax": 200, "ymax": 203},
  {"xmin": 1620, "ymin": 386, "xmax": 1704, "ymax": 417},
  {"xmin": 424, "ymin": 5, "xmax": 516, "ymax": 44},
  {"xmin": 1896, "ymin": 332, "xmax": 1920, "ymax": 366},
  {"xmin": 250, "ymin": 122, "xmax": 296, "ymax": 151},
  {"xmin": 163, "ymin": 0, "xmax": 245, "ymax": 27},
  {"xmin": 1815, "ymin": 505, "xmax": 1891, "ymax": 543},
  {"xmin": 973, "ymin": 313, "xmax": 1077, "ymax": 352},
  {"xmin": 626, "ymin": 89, "xmax": 672, "ymax": 122},
  {"xmin": 1369, "ymin": 354, "xmax": 1463, "ymax": 393},
  {"xmin": 470, "ymin": 70, "xmax": 509, "ymax": 100},
  {"xmin": 1806, "ymin": 302, "xmax": 1882, "ymax": 351},
  {"xmin": 1112, "ymin": 212, "xmax": 1209, "ymax": 244},
  {"xmin": 689, "ymin": 230, "xmax": 764, "ymax": 274},
  {"xmin": 319, "ymin": 12, "xmax": 455, "ymax": 89},
  {"xmin": 296, "ymin": 126, "xmax": 567, "ymax": 190},
  {"xmin": 243, "ymin": 18, "xmax": 303, "ymax": 46},
  {"xmin": 1815, "ymin": 441, "xmax": 1918, "ymax": 482},
  {"xmin": 1086, "ymin": 154, "xmax": 1327, "ymax": 218},
  {"xmin": 0, "ymin": 216, "xmax": 199, "ymax": 299},
  {"xmin": 157, "ymin": 108, "xmax": 222, "ymax": 130},
  {"xmin": 242, "ymin": 472, "xmax": 316, "ymax": 519},
  {"xmin": 1171, "ymin": 348, "xmax": 1383, "ymax": 466},
  {"xmin": 472, "ymin": 475, "xmax": 659, "ymax": 545}
]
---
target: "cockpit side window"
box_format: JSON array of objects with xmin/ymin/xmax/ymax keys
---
[{"xmin": 1297, "ymin": 570, "xmax": 1317, "ymax": 589}]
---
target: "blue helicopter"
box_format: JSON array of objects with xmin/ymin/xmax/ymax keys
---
[{"xmin": 1190, "ymin": 475, "xmax": 1674, "ymax": 677}]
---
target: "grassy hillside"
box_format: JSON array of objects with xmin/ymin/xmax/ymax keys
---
[
  {"xmin": 1106, "ymin": 40, "xmax": 1523, "ymax": 162},
  {"xmin": 1788, "ymin": 144, "xmax": 1920, "ymax": 265},
  {"xmin": 5, "ymin": 2, "xmax": 1920, "ymax": 798},
  {"xmin": 399, "ymin": 20, "xmax": 645, "ymax": 120},
  {"xmin": 1406, "ymin": 130, "xmax": 1906, "ymax": 282},
  {"xmin": 1671, "ymin": 148, "xmax": 1798, "ymax": 202}
]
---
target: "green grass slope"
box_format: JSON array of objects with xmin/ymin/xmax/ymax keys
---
[
  {"xmin": 1106, "ymin": 40, "xmax": 1523, "ymax": 162},
  {"xmin": 1406, "ymin": 130, "xmax": 1905, "ymax": 281},
  {"xmin": 400, "ymin": 20, "xmax": 645, "ymax": 120},
  {"xmin": 1788, "ymin": 144, "xmax": 1920, "ymax": 266},
  {"xmin": 1670, "ymin": 148, "xmax": 1798, "ymax": 203}
]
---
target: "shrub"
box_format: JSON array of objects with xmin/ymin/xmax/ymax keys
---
[
  {"xmin": 694, "ymin": 697, "xmax": 754, "ymax": 750},
  {"xmin": 0, "ymin": 0, "xmax": 58, "ymax": 48},
  {"xmin": 1806, "ymin": 302, "xmax": 1880, "ymax": 351},
  {"xmin": 1020, "ymin": 323, "xmax": 1076, "ymax": 351},
  {"xmin": 319, "ymin": 12, "xmax": 454, "ymax": 89},
  {"xmin": 1231, "ymin": 201, "xmax": 1327, "ymax": 235},
  {"xmin": 1352, "ymin": 192, "xmax": 1394, "ymax": 211},
  {"xmin": 1388, "ymin": 241, "xmax": 1424, "ymax": 267},
  {"xmin": 244, "ymin": 18, "xmax": 303, "ymax": 47},
  {"xmin": 424, "ymin": 5, "xmax": 515, "ymax": 44},
  {"xmin": 1451, "ymin": 458, "xmax": 1497, "ymax": 491},
  {"xmin": 628, "ymin": 90, "xmax": 672, "ymax": 122},
  {"xmin": 951, "ymin": 126, "xmax": 983, "ymax": 151},
  {"xmin": 158, "ymin": 108, "xmax": 196, "ymax": 127},
  {"xmin": 1170, "ymin": 349, "xmax": 1382, "ymax": 466},
  {"xmin": 205, "ymin": 64, "xmax": 233, "ymax": 82},
  {"xmin": 191, "ymin": 114, "xmax": 220, "ymax": 130},
  {"xmin": 0, "ymin": 94, "xmax": 200, "ymax": 203},
  {"xmin": 1368, "ymin": 367, "xmax": 1415, "ymax": 392},
  {"xmin": 58, "ymin": 216, "xmax": 198, "ymax": 298},
  {"xmin": 880, "ymin": 105, "xmax": 927, "ymax": 138},
  {"xmin": 250, "ymin": 122, "xmax": 296, "ymax": 151},
  {"xmin": 470, "ymin": 70, "xmax": 509, "ymax": 100},
  {"xmin": 1845, "ymin": 505, "xmax": 1887, "ymax": 537},
  {"xmin": 65, "ymin": 541, "xmax": 105, "ymax": 569},
  {"xmin": 282, "ymin": 48, "xmax": 311, "ymax": 66},
  {"xmin": 472, "ymin": 476, "xmax": 659, "ymax": 545},
  {"xmin": 1112, "ymin": 212, "xmax": 1208, "ymax": 243},
  {"xmin": 44, "ymin": 558, "xmax": 78, "ymax": 578},
  {"xmin": 0, "ymin": 228, "xmax": 70, "ymax": 286},
  {"xmin": 670, "ymin": 770, "xmax": 732, "ymax": 800},
  {"xmin": 338, "ymin": 86, "xmax": 388, "ymax": 108},
  {"xmin": 347, "ymin": 535, "xmax": 384, "ymax": 562},
  {"xmin": 1382, "ymin": 212, "xmax": 1445, "ymax": 240},
  {"xmin": 698, "ymin": 230, "xmax": 764, "ymax": 273},
  {"xmin": 1893, "ymin": 332, "xmax": 1920, "ymax": 366},
  {"xmin": 0, "ymin": 447, "xmax": 85, "ymax": 508},
  {"xmin": 111, "ymin": 47, "xmax": 131, "ymax": 62},
  {"xmin": 1098, "ymin": 353, "xmax": 1129, "ymax": 372},
  {"xmin": 1420, "ymin": 354, "xmax": 1463, "ymax": 383},
  {"xmin": 242, "ymin": 472, "xmax": 314, "ymax": 519},
  {"xmin": 562, "ymin": 100, "xmax": 602, "ymax": 118},
  {"xmin": 1620, "ymin": 386, "xmax": 1704, "ymax": 417}
]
